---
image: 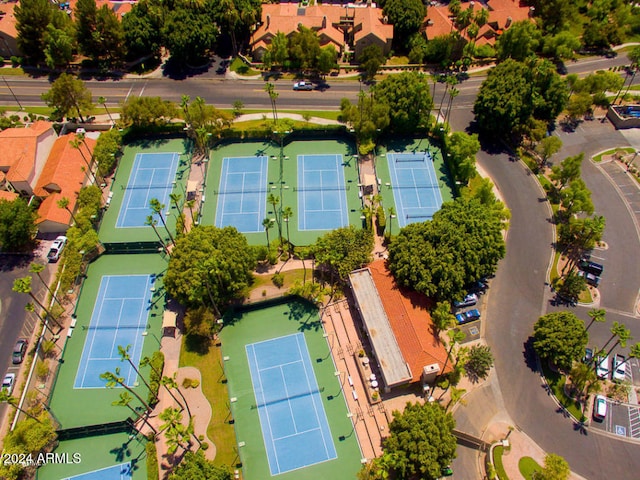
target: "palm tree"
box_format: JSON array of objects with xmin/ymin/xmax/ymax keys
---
[
  {"xmin": 29, "ymin": 262, "xmax": 63, "ymax": 308},
  {"xmin": 117, "ymin": 345, "xmax": 158, "ymax": 404},
  {"xmin": 445, "ymin": 87, "xmax": 459, "ymax": 125},
  {"xmin": 139, "ymin": 355, "xmax": 188, "ymax": 416},
  {"xmin": 145, "ymin": 215, "xmax": 167, "ymax": 251},
  {"xmin": 445, "ymin": 385, "xmax": 467, "ymax": 412},
  {"xmin": 617, "ymin": 343, "xmax": 640, "ymax": 368},
  {"xmin": 0, "ymin": 390, "xmax": 43, "ymax": 423},
  {"xmin": 162, "ymin": 375, "xmax": 191, "ymax": 419},
  {"xmin": 185, "ymin": 199, "xmax": 196, "ymax": 226},
  {"xmin": 604, "ymin": 323, "xmax": 632, "ymax": 358},
  {"xmin": 25, "ymin": 302, "xmax": 56, "ymax": 334},
  {"xmin": 150, "ymin": 198, "xmax": 175, "ymax": 245},
  {"xmin": 262, "ymin": 218, "xmax": 273, "ymax": 249},
  {"xmin": 387, "ymin": 206, "xmax": 396, "ymax": 237},
  {"xmin": 440, "ymin": 329, "xmax": 466, "ymax": 382},
  {"xmin": 112, "ymin": 392, "xmax": 157, "ymax": 435},
  {"xmin": 282, "ymin": 206, "xmax": 293, "ymax": 252},
  {"xmin": 601, "ymin": 322, "xmax": 631, "ymax": 353},
  {"xmin": 70, "ymin": 137, "xmax": 97, "ymax": 184},
  {"xmin": 98, "ymin": 96, "xmax": 114, "ymax": 124},
  {"xmin": 264, "ymin": 83, "xmax": 279, "ymax": 123},
  {"xmin": 159, "ymin": 407, "xmax": 198, "ymax": 455},
  {"xmin": 267, "ymin": 193, "xmax": 281, "ymax": 242},
  {"xmin": 100, "ymin": 368, "xmax": 153, "ymax": 412},
  {"xmin": 13, "ymin": 277, "xmax": 61, "ymax": 329},
  {"xmin": 57, "ymin": 197, "xmax": 78, "ymax": 226},
  {"xmin": 585, "ymin": 308, "xmax": 606, "ymax": 332},
  {"xmin": 169, "ymin": 193, "xmax": 185, "ymax": 233}
]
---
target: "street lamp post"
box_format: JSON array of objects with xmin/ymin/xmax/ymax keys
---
[{"xmin": 627, "ymin": 150, "xmax": 640, "ymax": 171}]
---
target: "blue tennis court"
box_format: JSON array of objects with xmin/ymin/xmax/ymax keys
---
[
  {"xmin": 63, "ymin": 463, "xmax": 132, "ymax": 480},
  {"xmin": 215, "ymin": 156, "xmax": 268, "ymax": 233},
  {"xmin": 246, "ymin": 333, "xmax": 337, "ymax": 475},
  {"xmin": 297, "ymin": 154, "xmax": 348, "ymax": 231},
  {"xmin": 387, "ymin": 152, "xmax": 443, "ymax": 227},
  {"xmin": 74, "ymin": 275, "xmax": 153, "ymax": 389},
  {"xmin": 116, "ymin": 152, "xmax": 180, "ymax": 228}
]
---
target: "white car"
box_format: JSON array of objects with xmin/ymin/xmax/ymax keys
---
[
  {"xmin": 47, "ymin": 235, "xmax": 68, "ymax": 262},
  {"xmin": 2, "ymin": 373, "xmax": 15, "ymax": 395},
  {"xmin": 593, "ymin": 394, "xmax": 607, "ymax": 421},
  {"xmin": 293, "ymin": 81, "xmax": 313, "ymax": 91},
  {"xmin": 596, "ymin": 355, "xmax": 609, "ymax": 379},
  {"xmin": 612, "ymin": 354, "xmax": 626, "ymax": 382}
]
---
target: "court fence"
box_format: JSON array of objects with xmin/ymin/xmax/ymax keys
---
[
  {"xmin": 57, "ymin": 418, "xmax": 135, "ymax": 441},
  {"xmin": 103, "ymin": 241, "xmax": 163, "ymax": 255}
]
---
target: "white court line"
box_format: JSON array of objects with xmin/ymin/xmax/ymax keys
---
[
  {"xmin": 258, "ymin": 359, "xmax": 304, "ymax": 372},
  {"xmin": 272, "ymin": 426, "xmax": 323, "ymax": 442}
]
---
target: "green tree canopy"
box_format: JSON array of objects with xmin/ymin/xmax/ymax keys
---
[
  {"xmin": 42, "ymin": 73, "xmax": 93, "ymax": 122},
  {"xmin": 340, "ymin": 93, "xmax": 390, "ymax": 155},
  {"xmin": 164, "ymin": 226, "xmax": 257, "ymax": 310},
  {"xmin": 445, "ymin": 132, "xmax": 479, "ymax": 185},
  {"xmin": 288, "ymin": 25, "xmax": 321, "ymax": 71},
  {"xmin": 373, "ymin": 71, "xmax": 434, "ymax": 132},
  {"xmin": 550, "ymin": 153, "xmax": 583, "ymax": 192},
  {"xmin": 93, "ymin": 4, "xmax": 126, "ymax": 64},
  {"xmin": 313, "ymin": 226, "xmax": 373, "ymax": 282},
  {"xmin": 384, "ymin": 402, "xmax": 457, "ymax": 479},
  {"xmin": 0, "ymin": 413, "xmax": 56, "ymax": 480},
  {"xmin": 533, "ymin": 311, "xmax": 588, "ymax": 371},
  {"xmin": 0, "ymin": 198, "xmax": 38, "ymax": 251},
  {"xmin": 465, "ymin": 344, "xmax": 494, "ymax": 381},
  {"xmin": 381, "ymin": 0, "xmax": 425, "ymax": 50},
  {"xmin": 359, "ymin": 44, "xmax": 385, "ymax": 81},
  {"xmin": 169, "ymin": 451, "xmax": 231, "ymax": 480},
  {"xmin": 122, "ymin": 0, "xmax": 164, "ymax": 60},
  {"xmin": 15, "ymin": 0, "xmax": 55, "ymax": 64},
  {"xmin": 74, "ymin": 0, "xmax": 98, "ymax": 57},
  {"xmin": 495, "ymin": 20, "xmax": 542, "ymax": 62},
  {"xmin": 120, "ymin": 96, "xmax": 178, "ymax": 129},
  {"xmin": 539, "ymin": 453, "xmax": 571, "ymax": 480},
  {"xmin": 163, "ymin": 6, "xmax": 218, "ymax": 66},
  {"xmin": 388, "ymin": 197, "xmax": 506, "ymax": 301}
]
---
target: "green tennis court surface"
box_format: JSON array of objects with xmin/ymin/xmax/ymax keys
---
[{"xmin": 220, "ymin": 298, "xmax": 361, "ymax": 480}]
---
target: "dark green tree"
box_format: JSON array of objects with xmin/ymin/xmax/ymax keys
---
[
  {"xmin": 374, "ymin": 71, "xmax": 434, "ymax": 133},
  {"xmin": 164, "ymin": 226, "xmax": 257, "ymax": 310},
  {"xmin": 557, "ymin": 269, "xmax": 587, "ymax": 305},
  {"xmin": 560, "ymin": 179, "xmax": 594, "ymax": 219},
  {"xmin": 533, "ymin": 311, "xmax": 588, "ymax": 371},
  {"xmin": 263, "ymin": 32, "xmax": 288, "ymax": 68},
  {"xmin": 288, "ymin": 25, "xmax": 321, "ymax": 71},
  {"xmin": 550, "ymin": 153, "xmax": 583, "ymax": 193},
  {"xmin": 163, "ymin": 6, "xmax": 218, "ymax": 66},
  {"xmin": 542, "ymin": 31, "xmax": 581, "ymax": 61},
  {"xmin": 93, "ymin": 5, "xmax": 126, "ymax": 64},
  {"xmin": 74, "ymin": 0, "xmax": 98, "ymax": 57},
  {"xmin": 313, "ymin": 226, "xmax": 373, "ymax": 282},
  {"xmin": 14, "ymin": 0, "xmax": 54, "ymax": 65},
  {"xmin": 431, "ymin": 301, "xmax": 455, "ymax": 333},
  {"xmin": 465, "ymin": 344, "xmax": 494, "ymax": 381},
  {"xmin": 317, "ymin": 45, "xmax": 338, "ymax": 77},
  {"xmin": 539, "ymin": 453, "xmax": 571, "ymax": 480},
  {"xmin": 359, "ymin": 44, "xmax": 385, "ymax": 81},
  {"xmin": 340, "ymin": 92, "xmax": 390, "ymax": 155},
  {"xmin": 382, "ymin": 0, "xmax": 426, "ymax": 50},
  {"xmin": 122, "ymin": 1, "xmax": 163, "ymax": 60},
  {"xmin": 169, "ymin": 451, "xmax": 232, "ymax": 480},
  {"xmin": 384, "ymin": 402, "xmax": 456, "ymax": 479},
  {"xmin": 43, "ymin": 17, "xmax": 75, "ymax": 70},
  {"xmin": 0, "ymin": 413, "xmax": 56, "ymax": 480},
  {"xmin": 41, "ymin": 73, "xmax": 93, "ymax": 122},
  {"xmin": 0, "ymin": 198, "xmax": 38, "ymax": 251},
  {"xmin": 531, "ymin": 0, "xmax": 577, "ymax": 34}
]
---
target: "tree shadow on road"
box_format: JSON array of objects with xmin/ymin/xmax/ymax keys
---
[{"xmin": 523, "ymin": 336, "xmax": 539, "ymax": 372}]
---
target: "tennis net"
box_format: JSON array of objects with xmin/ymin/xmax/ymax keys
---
[
  {"xmin": 394, "ymin": 156, "xmax": 427, "ymax": 163},
  {"xmin": 213, "ymin": 188, "xmax": 268, "ymax": 195},
  {"xmin": 293, "ymin": 185, "xmax": 350, "ymax": 192}
]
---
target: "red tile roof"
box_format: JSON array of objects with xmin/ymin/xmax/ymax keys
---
[
  {"xmin": 35, "ymin": 133, "xmax": 95, "ymax": 226},
  {"xmin": 0, "ymin": 121, "xmax": 55, "ymax": 183},
  {"xmin": 0, "ymin": 190, "xmax": 18, "ymax": 201},
  {"xmin": 0, "ymin": 2, "xmax": 18, "ymax": 40},
  {"xmin": 368, "ymin": 260, "xmax": 450, "ymax": 383}
]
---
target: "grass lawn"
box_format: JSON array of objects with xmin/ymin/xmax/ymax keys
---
[
  {"xmin": 592, "ymin": 147, "xmax": 635, "ymax": 163},
  {"xmin": 518, "ymin": 456, "xmax": 542, "ymax": 479},
  {"xmin": 0, "ymin": 67, "xmax": 26, "ymax": 76},
  {"xmin": 179, "ymin": 337, "xmax": 237, "ymax": 468},
  {"xmin": 230, "ymin": 57, "xmax": 260, "ymax": 76},
  {"xmin": 232, "ymin": 118, "xmax": 340, "ymax": 131},
  {"xmin": 387, "ymin": 56, "xmax": 410, "ymax": 65},
  {"xmin": 493, "ymin": 445, "xmax": 509, "ymax": 480},
  {"xmin": 540, "ymin": 361, "xmax": 586, "ymax": 422},
  {"xmin": 249, "ymin": 268, "xmax": 307, "ymax": 294},
  {"xmin": 233, "ymin": 109, "xmax": 341, "ymax": 121}
]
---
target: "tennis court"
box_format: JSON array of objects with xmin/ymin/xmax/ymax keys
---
[
  {"xmin": 215, "ymin": 156, "xmax": 268, "ymax": 233},
  {"xmin": 387, "ymin": 152, "xmax": 443, "ymax": 227},
  {"xmin": 297, "ymin": 154, "xmax": 348, "ymax": 231},
  {"xmin": 74, "ymin": 274, "xmax": 154, "ymax": 389},
  {"xmin": 246, "ymin": 333, "xmax": 337, "ymax": 476},
  {"xmin": 116, "ymin": 152, "xmax": 180, "ymax": 228},
  {"xmin": 63, "ymin": 463, "xmax": 133, "ymax": 480}
]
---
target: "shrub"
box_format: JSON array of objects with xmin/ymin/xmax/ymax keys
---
[
  {"xmin": 148, "ymin": 351, "xmax": 165, "ymax": 406},
  {"xmin": 182, "ymin": 377, "xmax": 200, "ymax": 389},
  {"xmin": 10, "ymin": 56, "xmax": 21, "ymax": 67},
  {"xmin": 146, "ymin": 439, "xmax": 159, "ymax": 480},
  {"xmin": 36, "ymin": 360, "xmax": 49, "ymax": 381},
  {"xmin": 272, "ymin": 272, "xmax": 284, "ymax": 288}
]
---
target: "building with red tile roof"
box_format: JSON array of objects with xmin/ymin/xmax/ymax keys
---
[
  {"xmin": 251, "ymin": 3, "xmax": 392, "ymax": 62},
  {"xmin": 425, "ymin": 0, "xmax": 533, "ymax": 46},
  {"xmin": 0, "ymin": 121, "xmax": 57, "ymax": 196},
  {"xmin": 0, "ymin": 2, "xmax": 19, "ymax": 59},
  {"xmin": 34, "ymin": 133, "xmax": 96, "ymax": 233},
  {"xmin": 349, "ymin": 260, "xmax": 450, "ymax": 391},
  {"xmin": 0, "ymin": 189, "xmax": 18, "ymax": 202}
]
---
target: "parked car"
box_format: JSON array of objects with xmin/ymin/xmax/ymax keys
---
[
  {"xmin": 293, "ymin": 81, "xmax": 313, "ymax": 91},
  {"xmin": 453, "ymin": 293, "xmax": 478, "ymax": 308},
  {"xmin": 593, "ymin": 394, "xmax": 607, "ymax": 421},
  {"xmin": 466, "ymin": 279, "xmax": 488, "ymax": 294},
  {"xmin": 455, "ymin": 308, "xmax": 481, "ymax": 325},
  {"xmin": 579, "ymin": 260, "xmax": 604, "ymax": 277},
  {"xmin": 2, "ymin": 373, "xmax": 15, "ymax": 395},
  {"xmin": 613, "ymin": 354, "xmax": 626, "ymax": 382},
  {"xmin": 583, "ymin": 347, "xmax": 594, "ymax": 364},
  {"xmin": 596, "ymin": 355, "xmax": 609, "ymax": 379},
  {"xmin": 47, "ymin": 235, "xmax": 68, "ymax": 262},
  {"xmin": 577, "ymin": 270, "xmax": 600, "ymax": 287},
  {"xmin": 12, "ymin": 338, "xmax": 27, "ymax": 364}
]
